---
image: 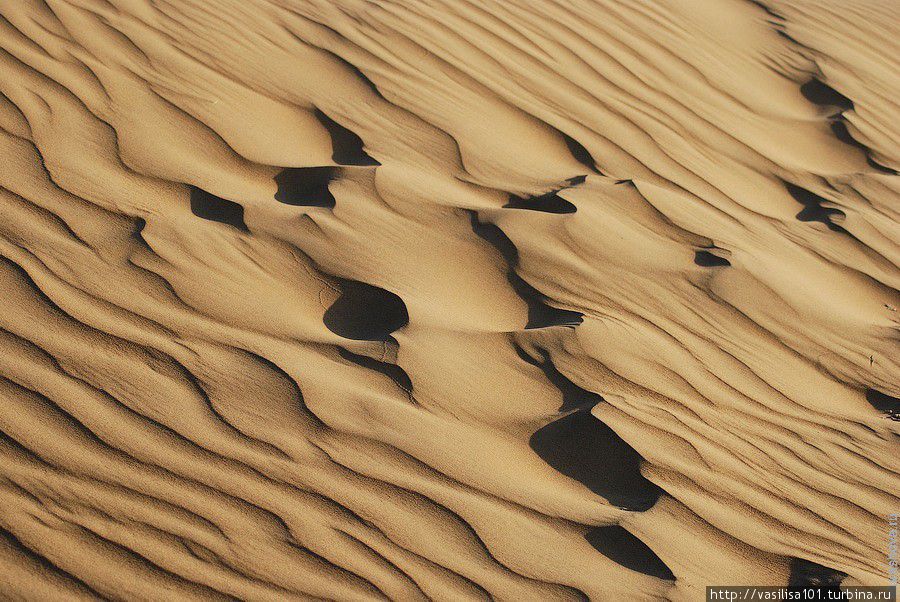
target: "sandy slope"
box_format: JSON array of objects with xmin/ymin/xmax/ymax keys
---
[{"xmin": 0, "ymin": 0, "xmax": 898, "ymax": 599}]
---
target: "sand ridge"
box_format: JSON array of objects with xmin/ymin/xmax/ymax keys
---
[{"xmin": 0, "ymin": 0, "xmax": 898, "ymax": 599}]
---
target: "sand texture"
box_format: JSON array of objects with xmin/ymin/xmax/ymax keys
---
[{"xmin": 0, "ymin": 0, "xmax": 898, "ymax": 599}]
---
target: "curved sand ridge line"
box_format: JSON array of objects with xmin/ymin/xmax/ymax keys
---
[{"xmin": 0, "ymin": 0, "xmax": 898, "ymax": 599}]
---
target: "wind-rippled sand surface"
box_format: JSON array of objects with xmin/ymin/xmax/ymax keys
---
[{"xmin": 0, "ymin": 0, "xmax": 898, "ymax": 599}]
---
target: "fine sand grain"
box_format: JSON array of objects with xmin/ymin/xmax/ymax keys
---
[{"xmin": 0, "ymin": 0, "xmax": 898, "ymax": 600}]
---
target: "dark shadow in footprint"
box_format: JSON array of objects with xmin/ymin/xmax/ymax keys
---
[
  {"xmin": 801, "ymin": 79, "xmax": 853, "ymax": 111},
  {"xmin": 274, "ymin": 167, "xmax": 337, "ymax": 208},
  {"xmin": 865, "ymin": 388, "xmax": 900, "ymax": 421},
  {"xmin": 788, "ymin": 558, "xmax": 846, "ymax": 588},
  {"xmin": 324, "ymin": 278, "xmax": 408, "ymax": 341},
  {"xmin": 505, "ymin": 191, "xmax": 577, "ymax": 214},
  {"xmin": 338, "ymin": 345, "xmax": 412, "ymax": 392},
  {"xmin": 469, "ymin": 212, "xmax": 582, "ymax": 329},
  {"xmin": 530, "ymin": 409, "xmax": 663, "ymax": 511},
  {"xmin": 131, "ymin": 217, "xmax": 152, "ymax": 250},
  {"xmin": 562, "ymin": 132, "xmax": 599, "ymax": 173},
  {"xmin": 694, "ymin": 250, "xmax": 731, "ymax": 267},
  {"xmin": 514, "ymin": 344, "xmax": 603, "ymax": 411},
  {"xmin": 784, "ymin": 182, "xmax": 848, "ymax": 234},
  {"xmin": 189, "ymin": 187, "xmax": 248, "ymax": 232},
  {"xmin": 796, "ymin": 76, "xmax": 897, "ymax": 174},
  {"xmin": 314, "ymin": 109, "xmax": 380, "ymax": 166},
  {"xmin": 831, "ymin": 120, "xmax": 867, "ymax": 152},
  {"xmin": 504, "ymin": 175, "xmax": 585, "ymax": 214},
  {"xmin": 585, "ymin": 526, "xmax": 675, "ymax": 580},
  {"xmin": 830, "ymin": 121, "xmax": 898, "ymax": 175}
]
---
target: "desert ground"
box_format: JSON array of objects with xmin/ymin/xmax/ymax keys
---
[{"xmin": 0, "ymin": 0, "xmax": 898, "ymax": 599}]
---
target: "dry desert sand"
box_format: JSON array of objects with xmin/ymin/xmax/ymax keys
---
[{"xmin": 0, "ymin": 0, "xmax": 898, "ymax": 599}]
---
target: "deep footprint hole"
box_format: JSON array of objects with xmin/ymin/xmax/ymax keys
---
[
  {"xmin": 800, "ymin": 78, "xmax": 853, "ymax": 111},
  {"xmin": 189, "ymin": 186, "xmax": 248, "ymax": 232},
  {"xmin": 529, "ymin": 409, "xmax": 663, "ymax": 511},
  {"xmin": 562, "ymin": 131, "xmax": 599, "ymax": 173},
  {"xmin": 784, "ymin": 182, "xmax": 848, "ymax": 234},
  {"xmin": 788, "ymin": 558, "xmax": 846, "ymax": 588},
  {"xmin": 694, "ymin": 250, "xmax": 731, "ymax": 268},
  {"xmin": 323, "ymin": 278, "xmax": 409, "ymax": 341},
  {"xmin": 585, "ymin": 525, "xmax": 675, "ymax": 581},
  {"xmin": 274, "ymin": 167, "xmax": 338, "ymax": 208},
  {"xmin": 314, "ymin": 108, "xmax": 380, "ymax": 166},
  {"xmin": 865, "ymin": 388, "xmax": 900, "ymax": 421},
  {"xmin": 505, "ymin": 191, "xmax": 577, "ymax": 214}
]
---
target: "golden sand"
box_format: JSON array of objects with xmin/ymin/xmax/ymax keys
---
[{"xmin": 0, "ymin": 0, "xmax": 897, "ymax": 599}]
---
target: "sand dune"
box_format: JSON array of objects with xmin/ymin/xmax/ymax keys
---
[{"xmin": 0, "ymin": 0, "xmax": 898, "ymax": 599}]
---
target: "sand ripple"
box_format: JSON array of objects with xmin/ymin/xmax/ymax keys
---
[{"xmin": 0, "ymin": 0, "xmax": 897, "ymax": 599}]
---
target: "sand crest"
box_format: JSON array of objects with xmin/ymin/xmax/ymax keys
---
[{"xmin": 0, "ymin": 0, "xmax": 898, "ymax": 599}]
